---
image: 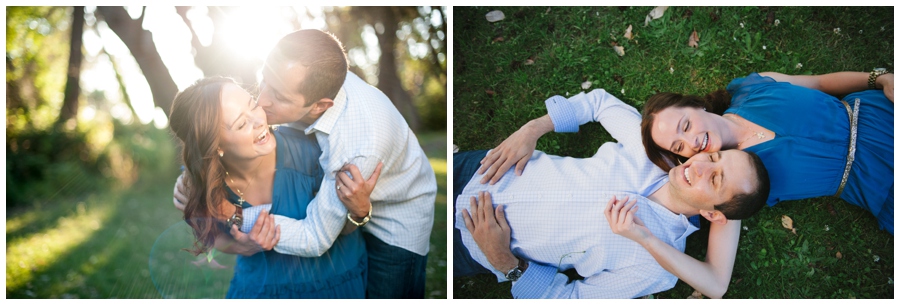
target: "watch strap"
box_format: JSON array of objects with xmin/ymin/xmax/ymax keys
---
[{"xmin": 869, "ymin": 68, "xmax": 887, "ymax": 89}]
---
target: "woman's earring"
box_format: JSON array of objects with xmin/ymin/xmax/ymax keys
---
[{"xmin": 218, "ymin": 150, "xmax": 224, "ymax": 157}]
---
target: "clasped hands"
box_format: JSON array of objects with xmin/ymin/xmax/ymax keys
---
[{"xmin": 172, "ymin": 161, "xmax": 383, "ymax": 256}]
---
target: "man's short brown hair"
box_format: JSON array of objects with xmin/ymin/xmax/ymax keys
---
[{"xmin": 268, "ymin": 29, "xmax": 348, "ymax": 106}]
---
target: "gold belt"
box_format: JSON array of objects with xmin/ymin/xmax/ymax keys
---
[{"xmin": 835, "ymin": 98, "xmax": 860, "ymax": 198}]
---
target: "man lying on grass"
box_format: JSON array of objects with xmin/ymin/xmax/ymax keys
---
[{"xmin": 453, "ymin": 88, "xmax": 770, "ymax": 298}]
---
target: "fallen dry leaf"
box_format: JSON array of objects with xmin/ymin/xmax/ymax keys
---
[
  {"xmin": 836, "ymin": 252, "xmax": 843, "ymax": 259},
  {"xmin": 688, "ymin": 30, "xmax": 700, "ymax": 48},
  {"xmin": 485, "ymin": 10, "xmax": 505, "ymax": 23},
  {"xmin": 485, "ymin": 89, "xmax": 496, "ymax": 96},
  {"xmin": 524, "ymin": 55, "xmax": 536, "ymax": 65},
  {"xmin": 644, "ymin": 6, "xmax": 669, "ymax": 26},
  {"xmin": 781, "ymin": 215, "xmax": 797, "ymax": 234},
  {"xmin": 613, "ymin": 45, "xmax": 625, "ymax": 56},
  {"xmin": 687, "ymin": 290, "xmax": 704, "ymax": 299},
  {"xmin": 624, "ymin": 25, "xmax": 634, "ymax": 40},
  {"xmin": 492, "ymin": 36, "xmax": 505, "ymax": 43},
  {"xmin": 545, "ymin": 7, "xmax": 551, "ymax": 14},
  {"xmin": 581, "ymin": 81, "xmax": 592, "ymax": 90}
]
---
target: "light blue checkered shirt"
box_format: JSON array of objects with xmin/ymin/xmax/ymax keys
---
[
  {"xmin": 455, "ymin": 89, "xmax": 698, "ymax": 298},
  {"xmin": 266, "ymin": 72, "xmax": 436, "ymax": 257}
]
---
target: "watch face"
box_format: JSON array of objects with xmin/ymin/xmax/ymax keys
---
[{"xmin": 506, "ymin": 268, "xmax": 523, "ymax": 281}]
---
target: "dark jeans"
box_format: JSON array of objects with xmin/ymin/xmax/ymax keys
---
[
  {"xmin": 364, "ymin": 231, "xmax": 427, "ymax": 298},
  {"xmin": 452, "ymin": 150, "xmax": 493, "ymax": 277}
]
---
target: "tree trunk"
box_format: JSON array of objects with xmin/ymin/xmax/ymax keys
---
[
  {"xmin": 56, "ymin": 6, "xmax": 84, "ymax": 126},
  {"xmin": 175, "ymin": 6, "xmax": 260, "ymax": 85},
  {"xmin": 96, "ymin": 6, "xmax": 178, "ymax": 116},
  {"xmin": 374, "ymin": 7, "xmax": 421, "ymax": 131}
]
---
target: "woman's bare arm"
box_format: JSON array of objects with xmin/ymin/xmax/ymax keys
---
[{"xmin": 760, "ymin": 71, "xmax": 893, "ymax": 102}]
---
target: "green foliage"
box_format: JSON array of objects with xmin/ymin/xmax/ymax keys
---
[
  {"xmin": 6, "ymin": 126, "xmax": 108, "ymax": 208},
  {"xmin": 7, "ymin": 6, "xmax": 74, "ymax": 130},
  {"xmin": 453, "ymin": 6, "xmax": 893, "ymax": 298},
  {"xmin": 6, "ymin": 129, "xmax": 446, "ymax": 299}
]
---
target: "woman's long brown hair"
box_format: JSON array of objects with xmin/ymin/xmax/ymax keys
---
[
  {"xmin": 640, "ymin": 90, "xmax": 732, "ymax": 172},
  {"xmin": 169, "ymin": 77, "xmax": 234, "ymax": 255}
]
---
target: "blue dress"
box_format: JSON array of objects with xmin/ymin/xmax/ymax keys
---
[
  {"xmin": 224, "ymin": 127, "xmax": 367, "ymax": 298},
  {"xmin": 726, "ymin": 73, "xmax": 894, "ymax": 234}
]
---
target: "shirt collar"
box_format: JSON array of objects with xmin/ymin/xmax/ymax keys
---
[{"xmin": 297, "ymin": 73, "xmax": 350, "ymax": 136}]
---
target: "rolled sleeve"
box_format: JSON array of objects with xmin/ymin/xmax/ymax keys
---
[{"xmin": 545, "ymin": 95, "xmax": 580, "ymax": 133}]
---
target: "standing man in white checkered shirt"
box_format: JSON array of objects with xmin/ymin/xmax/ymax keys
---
[{"xmin": 174, "ymin": 29, "xmax": 436, "ymax": 298}]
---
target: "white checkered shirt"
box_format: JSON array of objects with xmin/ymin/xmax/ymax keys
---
[
  {"xmin": 455, "ymin": 89, "xmax": 698, "ymax": 298},
  {"xmin": 267, "ymin": 72, "xmax": 436, "ymax": 257}
]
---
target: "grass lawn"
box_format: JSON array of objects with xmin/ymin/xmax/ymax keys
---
[
  {"xmin": 452, "ymin": 6, "xmax": 893, "ymax": 298},
  {"xmin": 6, "ymin": 127, "xmax": 448, "ymax": 298}
]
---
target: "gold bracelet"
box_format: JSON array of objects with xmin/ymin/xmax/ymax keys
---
[
  {"xmin": 869, "ymin": 68, "xmax": 887, "ymax": 89},
  {"xmin": 347, "ymin": 203, "xmax": 372, "ymax": 227}
]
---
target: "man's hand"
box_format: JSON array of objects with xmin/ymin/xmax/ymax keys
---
[
  {"xmin": 604, "ymin": 195, "xmax": 653, "ymax": 244},
  {"xmin": 173, "ymin": 172, "xmax": 187, "ymax": 211},
  {"xmin": 876, "ymin": 73, "xmax": 894, "ymax": 102},
  {"xmin": 336, "ymin": 162, "xmax": 383, "ymax": 219},
  {"xmin": 462, "ymin": 191, "xmax": 518, "ymax": 273},
  {"xmin": 227, "ymin": 209, "xmax": 280, "ymax": 256}
]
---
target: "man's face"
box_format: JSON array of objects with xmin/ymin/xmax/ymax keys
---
[
  {"xmin": 257, "ymin": 60, "xmax": 315, "ymax": 125},
  {"xmin": 666, "ymin": 150, "xmax": 757, "ymax": 211}
]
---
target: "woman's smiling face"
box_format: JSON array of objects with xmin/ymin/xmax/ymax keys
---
[
  {"xmin": 651, "ymin": 106, "xmax": 729, "ymax": 159},
  {"xmin": 217, "ymin": 83, "xmax": 275, "ymax": 160}
]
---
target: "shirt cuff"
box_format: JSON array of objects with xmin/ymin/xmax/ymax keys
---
[
  {"xmin": 510, "ymin": 262, "xmax": 555, "ymax": 298},
  {"xmin": 545, "ymin": 95, "xmax": 579, "ymax": 133}
]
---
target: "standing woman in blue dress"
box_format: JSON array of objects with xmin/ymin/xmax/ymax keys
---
[
  {"xmin": 639, "ymin": 70, "xmax": 893, "ymax": 234},
  {"xmin": 169, "ymin": 76, "xmax": 375, "ymax": 298}
]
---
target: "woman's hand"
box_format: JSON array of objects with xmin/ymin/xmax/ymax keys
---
[
  {"xmin": 227, "ymin": 209, "xmax": 280, "ymax": 255},
  {"xmin": 173, "ymin": 173, "xmax": 187, "ymax": 211},
  {"xmin": 477, "ymin": 119, "xmax": 550, "ymax": 185},
  {"xmin": 604, "ymin": 195, "xmax": 653, "ymax": 243},
  {"xmin": 876, "ymin": 73, "xmax": 893, "ymax": 102},
  {"xmin": 336, "ymin": 162, "xmax": 383, "ymax": 220}
]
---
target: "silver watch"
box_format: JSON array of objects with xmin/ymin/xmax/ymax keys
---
[{"xmin": 504, "ymin": 260, "xmax": 525, "ymax": 281}]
